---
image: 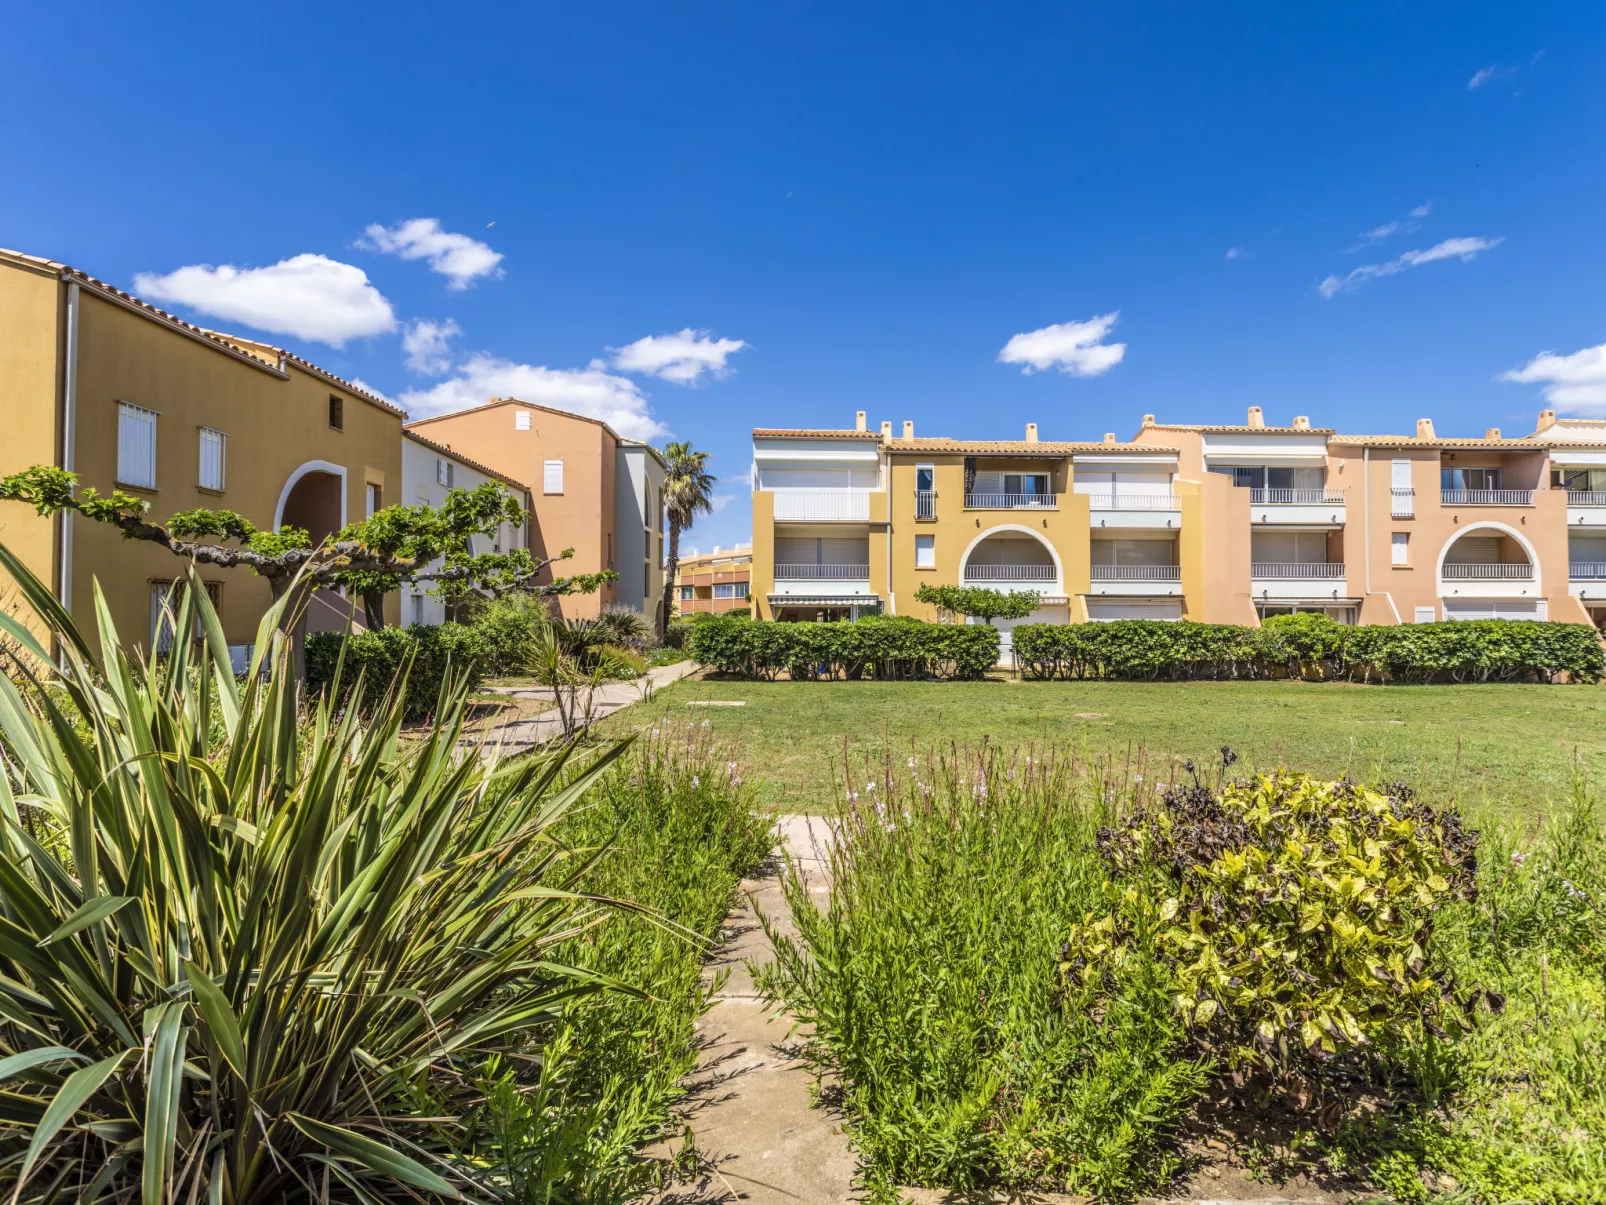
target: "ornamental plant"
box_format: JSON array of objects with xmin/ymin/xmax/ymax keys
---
[
  {"xmin": 913, "ymin": 582, "xmax": 1040, "ymax": 625},
  {"xmin": 1060, "ymin": 765, "xmax": 1484, "ymax": 1078}
]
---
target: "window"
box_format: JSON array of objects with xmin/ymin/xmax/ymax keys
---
[
  {"xmin": 1414, "ymin": 606, "xmax": 1437, "ymax": 624},
  {"xmin": 679, "ymin": 585, "xmax": 695, "ymax": 602},
  {"xmin": 543, "ymin": 459, "xmax": 564, "ymax": 494},
  {"xmin": 915, "ymin": 534, "xmax": 935, "ymax": 568},
  {"xmin": 366, "ymin": 483, "xmax": 382, "ymax": 517},
  {"xmin": 606, "ymin": 532, "xmax": 613, "ymax": 568},
  {"xmin": 1391, "ymin": 532, "xmax": 1409, "ymax": 565},
  {"xmin": 328, "ymin": 395, "xmax": 344, "ymax": 430},
  {"xmin": 197, "ymin": 427, "xmax": 226, "ymax": 491},
  {"xmin": 1391, "ymin": 459, "xmax": 1412, "ymax": 488},
  {"xmin": 1211, "ymin": 465, "xmax": 1322, "ymax": 489},
  {"xmin": 915, "ymin": 464, "xmax": 935, "ymax": 492},
  {"xmin": 515, "ymin": 409, "xmax": 531, "ymax": 431},
  {"xmin": 1562, "ymin": 468, "xmax": 1606, "ymax": 493},
  {"xmin": 435, "ymin": 457, "xmax": 454, "ymax": 487},
  {"xmin": 411, "ymin": 592, "xmax": 426, "ymax": 626},
  {"xmin": 117, "ymin": 402, "xmax": 158, "ymax": 489},
  {"xmin": 713, "ymin": 582, "xmax": 738, "ymax": 599},
  {"xmin": 1442, "ymin": 466, "xmax": 1500, "ymax": 490},
  {"xmin": 149, "ymin": 579, "xmax": 222, "ymax": 653}
]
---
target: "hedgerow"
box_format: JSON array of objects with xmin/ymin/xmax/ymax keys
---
[
  {"xmin": 1012, "ymin": 615, "xmax": 1602, "ymax": 683},
  {"xmin": 307, "ymin": 622, "xmax": 485, "ymax": 719},
  {"xmin": 685, "ymin": 614, "xmax": 999, "ymax": 680}
]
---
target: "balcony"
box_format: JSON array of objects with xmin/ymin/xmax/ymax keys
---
[
  {"xmin": 1570, "ymin": 563, "xmax": 1606, "ymax": 580},
  {"xmin": 1087, "ymin": 493, "xmax": 1177, "ymax": 510},
  {"xmin": 774, "ymin": 563, "xmax": 871, "ymax": 580},
  {"xmin": 1090, "ymin": 565, "xmax": 1181, "ymax": 582},
  {"xmin": 1440, "ymin": 489, "xmax": 1533, "ymax": 506},
  {"xmin": 914, "ymin": 490, "xmax": 936, "ymax": 519},
  {"xmin": 963, "ymin": 564, "xmax": 1057, "ymax": 582},
  {"xmin": 964, "ymin": 492, "xmax": 1058, "ymax": 509},
  {"xmin": 1391, "ymin": 487, "xmax": 1414, "ymax": 518},
  {"xmin": 1250, "ymin": 488, "xmax": 1345, "ymax": 504},
  {"xmin": 1569, "ymin": 491, "xmax": 1606, "ymax": 506},
  {"xmin": 772, "ymin": 489, "xmax": 871, "ymax": 521},
  {"xmin": 1441, "ymin": 563, "xmax": 1534, "ymax": 580},
  {"xmin": 1251, "ymin": 562, "xmax": 1346, "ymax": 579}
]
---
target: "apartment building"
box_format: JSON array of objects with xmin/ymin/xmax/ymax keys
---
[
  {"xmin": 674, "ymin": 543, "xmax": 752, "ymax": 614},
  {"xmin": 750, "ymin": 408, "xmax": 1606, "ymax": 652},
  {"xmin": 400, "ymin": 430, "xmax": 533, "ymax": 626},
  {"xmin": 405, "ymin": 399, "xmax": 666, "ymax": 624},
  {"xmin": 0, "ymin": 247, "xmax": 404, "ymax": 661}
]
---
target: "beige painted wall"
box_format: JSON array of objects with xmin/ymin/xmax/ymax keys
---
[
  {"xmin": 407, "ymin": 402, "xmax": 618, "ymax": 618},
  {"xmin": 0, "ymin": 261, "xmax": 63, "ymax": 629}
]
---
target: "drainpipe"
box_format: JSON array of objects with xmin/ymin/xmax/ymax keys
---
[
  {"xmin": 1362, "ymin": 447, "xmax": 1402, "ymax": 623},
  {"xmin": 58, "ymin": 278, "xmax": 81, "ymax": 616}
]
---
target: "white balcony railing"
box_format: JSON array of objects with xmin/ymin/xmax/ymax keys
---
[
  {"xmin": 772, "ymin": 489, "xmax": 871, "ymax": 521},
  {"xmin": 1251, "ymin": 562, "xmax": 1346, "ymax": 579},
  {"xmin": 914, "ymin": 490, "xmax": 936, "ymax": 519},
  {"xmin": 1086, "ymin": 493, "xmax": 1178, "ymax": 510},
  {"xmin": 774, "ymin": 564, "xmax": 871, "ymax": 580},
  {"xmin": 1441, "ymin": 489, "xmax": 1533, "ymax": 506},
  {"xmin": 1089, "ymin": 565, "xmax": 1181, "ymax": 581},
  {"xmin": 1391, "ymin": 487, "xmax": 1415, "ymax": 517},
  {"xmin": 964, "ymin": 492, "xmax": 1058, "ymax": 509},
  {"xmin": 1568, "ymin": 492, "xmax": 1606, "ymax": 507},
  {"xmin": 963, "ymin": 564, "xmax": 1057, "ymax": 582},
  {"xmin": 1570, "ymin": 563, "xmax": 1606, "ymax": 580},
  {"xmin": 1250, "ymin": 488, "xmax": 1345, "ymax": 504},
  {"xmin": 1441, "ymin": 562, "xmax": 1535, "ymax": 580}
]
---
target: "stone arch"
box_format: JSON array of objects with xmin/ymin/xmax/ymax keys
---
[
  {"xmin": 957, "ymin": 523, "xmax": 1063, "ymax": 588},
  {"xmin": 275, "ymin": 460, "xmax": 348, "ymax": 545},
  {"xmin": 1435, "ymin": 520, "xmax": 1541, "ymax": 589}
]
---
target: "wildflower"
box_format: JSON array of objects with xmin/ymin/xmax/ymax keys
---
[
  {"xmin": 866, "ymin": 780, "xmax": 876, "ymax": 791},
  {"xmin": 1134, "ymin": 775, "xmax": 1143, "ymax": 783},
  {"xmin": 692, "ymin": 776, "xmax": 699, "ymax": 788},
  {"xmin": 651, "ymin": 728, "xmax": 660, "ymax": 739},
  {"xmin": 1510, "ymin": 850, "xmax": 1528, "ymax": 867},
  {"xmin": 907, "ymin": 756, "xmax": 918, "ymax": 768}
]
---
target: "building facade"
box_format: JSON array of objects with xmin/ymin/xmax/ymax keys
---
[
  {"xmin": 750, "ymin": 408, "xmax": 1606, "ymax": 653},
  {"xmin": 400, "ymin": 430, "xmax": 533, "ymax": 626},
  {"xmin": 404, "ymin": 399, "xmax": 666, "ymax": 622},
  {"xmin": 674, "ymin": 544, "xmax": 752, "ymax": 615},
  {"xmin": 0, "ymin": 248, "xmax": 404, "ymax": 662}
]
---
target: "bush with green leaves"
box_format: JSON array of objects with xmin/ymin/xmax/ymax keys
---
[
  {"xmin": 685, "ymin": 614, "xmax": 1000, "ymax": 680},
  {"xmin": 913, "ymin": 583, "xmax": 1040, "ymax": 624},
  {"xmin": 1061, "ymin": 768, "xmax": 1483, "ymax": 1080},
  {"xmin": 466, "ymin": 592, "xmax": 552, "ymax": 676},
  {"xmin": 1012, "ymin": 616, "xmax": 1602, "ymax": 683},
  {"xmin": 306, "ymin": 621, "xmax": 484, "ymax": 719},
  {"xmin": 0, "ymin": 545, "xmax": 628, "ymax": 1203}
]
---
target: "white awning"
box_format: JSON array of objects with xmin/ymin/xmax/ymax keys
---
[{"xmin": 767, "ymin": 594, "xmax": 882, "ymax": 606}]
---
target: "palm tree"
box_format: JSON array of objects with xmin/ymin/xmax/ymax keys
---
[{"xmin": 658, "ymin": 440, "xmax": 716, "ymax": 638}]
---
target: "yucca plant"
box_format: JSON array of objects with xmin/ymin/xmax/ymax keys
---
[{"xmin": 0, "ymin": 544, "xmax": 630, "ymax": 1203}]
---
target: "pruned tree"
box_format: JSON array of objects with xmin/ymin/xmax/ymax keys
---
[
  {"xmin": 0, "ymin": 465, "xmax": 615, "ymax": 674},
  {"xmin": 657, "ymin": 441, "xmax": 716, "ymax": 638},
  {"xmin": 914, "ymin": 582, "xmax": 1041, "ymax": 625}
]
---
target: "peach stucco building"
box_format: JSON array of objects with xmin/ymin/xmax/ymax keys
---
[
  {"xmin": 405, "ymin": 399, "xmax": 667, "ymax": 624},
  {"xmin": 750, "ymin": 408, "xmax": 1606, "ymax": 657},
  {"xmin": 674, "ymin": 543, "xmax": 752, "ymax": 614},
  {"xmin": 0, "ymin": 248, "xmax": 404, "ymax": 663}
]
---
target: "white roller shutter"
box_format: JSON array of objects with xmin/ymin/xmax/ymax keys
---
[
  {"xmin": 1086, "ymin": 600, "xmax": 1184, "ymax": 622},
  {"xmin": 1443, "ymin": 598, "xmax": 1544, "ymax": 621}
]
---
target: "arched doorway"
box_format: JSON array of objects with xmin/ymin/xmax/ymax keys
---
[
  {"xmin": 957, "ymin": 526, "xmax": 1067, "ymax": 662},
  {"xmin": 275, "ymin": 461, "xmax": 352, "ymax": 631},
  {"xmin": 1436, "ymin": 522, "xmax": 1543, "ymax": 620}
]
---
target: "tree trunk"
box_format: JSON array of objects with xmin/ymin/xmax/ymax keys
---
[
  {"xmin": 363, "ymin": 591, "xmax": 385, "ymax": 631},
  {"xmin": 658, "ymin": 518, "xmax": 682, "ymax": 640}
]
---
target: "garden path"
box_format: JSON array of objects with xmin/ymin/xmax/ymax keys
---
[{"xmin": 477, "ymin": 659, "xmax": 699, "ymax": 751}]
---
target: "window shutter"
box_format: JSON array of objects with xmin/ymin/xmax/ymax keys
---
[
  {"xmin": 515, "ymin": 409, "xmax": 531, "ymax": 430},
  {"xmin": 436, "ymin": 458, "xmax": 448, "ymax": 487},
  {"xmin": 118, "ymin": 403, "xmax": 157, "ymax": 489},
  {"xmin": 1391, "ymin": 532, "xmax": 1409, "ymax": 565},
  {"xmin": 198, "ymin": 428, "xmax": 225, "ymax": 490},
  {"xmin": 543, "ymin": 460, "xmax": 564, "ymax": 494},
  {"xmin": 1391, "ymin": 459, "xmax": 1412, "ymax": 488}
]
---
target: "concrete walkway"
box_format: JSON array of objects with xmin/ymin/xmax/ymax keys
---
[
  {"xmin": 478, "ymin": 659, "xmax": 699, "ymax": 751},
  {"xmin": 650, "ymin": 814, "xmax": 859, "ymax": 1204}
]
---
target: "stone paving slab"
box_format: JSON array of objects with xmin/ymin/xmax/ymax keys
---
[{"xmin": 476, "ymin": 659, "xmax": 700, "ymax": 753}]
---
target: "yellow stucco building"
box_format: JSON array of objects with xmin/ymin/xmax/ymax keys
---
[{"xmin": 0, "ymin": 248, "xmax": 404, "ymax": 662}]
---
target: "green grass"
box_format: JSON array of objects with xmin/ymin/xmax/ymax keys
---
[{"xmin": 610, "ymin": 677, "xmax": 1606, "ymax": 820}]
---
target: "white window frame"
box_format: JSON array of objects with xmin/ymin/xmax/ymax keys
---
[
  {"xmin": 366, "ymin": 483, "xmax": 382, "ymax": 518},
  {"xmin": 543, "ymin": 459, "xmax": 564, "ymax": 494},
  {"xmin": 198, "ymin": 427, "xmax": 226, "ymax": 491},
  {"xmin": 117, "ymin": 402, "xmax": 158, "ymax": 490},
  {"xmin": 1391, "ymin": 458, "xmax": 1412, "ymax": 488},
  {"xmin": 1391, "ymin": 532, "xmax": 1409, "ymax": 565},
  {"xmin": 436, "ymin": 457, "xmax": 454, "ymax": 488},
  {"xmin": 914, "ymin": 533, "xmax": 935, "ymax": 568},
  {"xmin": 515, "ymin": 409, "xmax": 531, "ymax": 431}
]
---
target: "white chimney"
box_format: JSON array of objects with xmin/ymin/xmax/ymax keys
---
[
  {"xmin": 1537, "ymin": 409, "xmax": 1556, "ymax": 431},
  {"xmin": 1484, "ymin": 427, "xmax": 1501, "ymax": 440},
  {"xmin": 1293, "ymin": 415, "xmax": 1310, "ymax": 431},
  {"xmin": 881, "ymin": 420, "xmax": 893, "ymax": 439},
  {"xmin": 1025, "ymin": 422, "xmax": 1038, "ymax": 443},
  {"xmin": 1246, "ymin": 406, "xmax": 1265, "ymax": 428},
  {"xmin": 855, "ymin": 410, "xmax": 867, "ymax": 431},
  {"xmin": 1416, "ymin": 418, "xmax": 1436, "ymax": 439},
  {"xmin": 902, "ymin": 420, "xmax": 914, "ymax": 439},
  {"xmin": 1141, "ymin": 414, "xmax": 1156, "ymax": 428},
  {"xmin": 1103, "ymin": 432, "xmax": 1116, "ymax": 445}
]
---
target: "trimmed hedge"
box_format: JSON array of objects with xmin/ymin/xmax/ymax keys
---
[
  {"xmin": 1012, "ymin": 615, "xmax": 1603, "ymax": 684},
  {"xmin": 307, "ymin": 623, "xmax": 485, "ymax": 719},
  {"xmin": 685, "ymin": 615, "xmax": 1000, "ymax": 680}
]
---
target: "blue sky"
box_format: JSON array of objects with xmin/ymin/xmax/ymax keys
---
[{"xmin": 4, "ymin": 1, "xmax": 1604, "ymax": 551}]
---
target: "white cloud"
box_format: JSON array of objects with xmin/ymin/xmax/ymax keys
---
[
  {"xmin": 1501, "ymin": 342, "xmax": 1606, "ymax": 411},
  {"xmin": 609, "ymin": 328, "xmax": 747, "ymax": 384},
  {"xmin": 709, "ymin": 493, "xmax": 736, "ymax": 514},
  {"xmin": 133, "ymin": 254, "xmax": 397, "ymax": 347},
  {"xmin": 997, "ymin": 313, "xmax": 1126, "ymax": 376},
  {"xmin": 1410, "ymin": 202, "xmax": 1432, "ymax": 218},
  {"xmin": 402, "ymin": 319, "xmax": 461, "ymax": 375},
  {"xmin": 1224, "ymin": 245, "xmax": 1248, "ymax": 260},
  {"xmin": 1318, "ymin": 236, "xmax": 1503, "ymax": 298},
  {"xmin": 398, "ymin": 355, "xmax": 668, "ymax": 439},
  {"xmin": 359, "ymin": 218, "xmax": 504, "ymax": 289},
  {"xmin": 1468, "ymin": 64, "xmax": 1513, "ymax": 89}
]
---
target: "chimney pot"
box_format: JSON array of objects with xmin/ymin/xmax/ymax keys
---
[
  {"xmin": 902, "ymin": 420, "xmax": 914, "ymax": 440},
  {"xmin": 1103, "ymin": 432, "xmax": 1116, "ymax": 445},
  {"xmin": 880, "ymin": 420, "xmax": 893, "ymax": 439},
  {"xmin": 1141, "ymin": 414, "xmax": 1155, "ymax": 428},
  {"xmin": 1484, "ymin": 427, "xmax": 1502, "ymax": 440},
  {"xmin": 1416, "ymin": 418, "xmax": 1436, "ymax": 439},
  {"xmin": 855, "ymin": 410, "xmax": 867, "ymax": 431},
  {"xmin": 1537, "ymin": 409, "xmax": 1556, "ymax": 431},
  {"xmin": 1024, "ymin": 422, "xmax": 1039, "ymax": 443},
  {"xmin": 1293, "ymin": 415, "xmax": 1310, "ymax": 430},
  {"xmin": 1246, "ymin": 406, "xmax": 1265, "ymax": 428}
]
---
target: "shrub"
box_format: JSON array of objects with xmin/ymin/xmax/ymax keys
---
[
  {"xmin": 662, "ymin": 618, "xmax": 695, "ymax": 649},
  {"xmin": 307, "ymin": 621, "xmax": 484, "ymax": 719},
  {"xmin": 1061, "ymin": 768, "xmax": 1482, "ymax": 1080},
  {"xmin": 685, "ymin": 614, "xmax": 1000, "ymax": 680},
  {"xmin": 595, "ymin": 605, "xmax": 653, "ymax": 651},
  {"xmin": 469, "ymin": 592, "xmax": 552, "ymax": 675},
  {"xmin": 1012, "ymin": 618, "xmax": 1602, "ymax": 683},
  {"xmin": 913, "ymin": 583, "xmax": 1040, "ymax": 623}
]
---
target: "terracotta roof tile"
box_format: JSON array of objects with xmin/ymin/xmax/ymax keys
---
[{"xmin": 751, "ymin": 428, "xmax": 883, "ymax": 439}]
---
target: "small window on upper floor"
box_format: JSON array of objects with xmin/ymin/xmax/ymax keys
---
[
  {"xmin": 198, "ymin": 427, "xmax": 226, "ymax": 491},
  {"xmin": 329, "ymin": 395, "xmax": 344, "ymax": 430},
  {"xmin": 515, "ymin": 409, "xmax": 531, "ymax": 430},
  {"xmin": 117, "ymin": 402, "xmax": 158, "ymax": 490},
  {"xmin": 366, "ymin": 483, "xmax": 382, "ymax": 517},
  {"xmin": 543, "ymin": 459, "xmax": 564, "ymax": 494},
  {"xmin": 436, "ymin": 457, "xmax": 454, "ymax": 487},
  {"xmin": 915, "ymin": 533, "xmax": 935, "ymax": 568},
  {"xmin": 1391, "ymin": 532, "xmax": 1410, "ymax": 565}
]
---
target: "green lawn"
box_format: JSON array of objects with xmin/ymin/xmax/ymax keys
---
[{"xmin": 608, "ymin": 677, "xmax": 1606, "ymax": 821}]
